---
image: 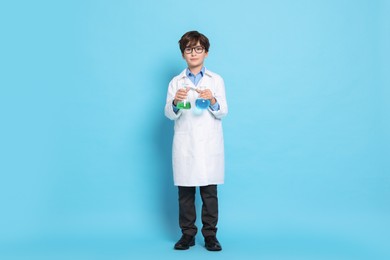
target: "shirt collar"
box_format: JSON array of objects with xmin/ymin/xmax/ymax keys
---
[{"xmin": 186, "ymin": 66, "xmax": 205, "ymax": 77}]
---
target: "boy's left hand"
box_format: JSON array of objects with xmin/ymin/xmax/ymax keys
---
[{"xmin": 196, "ymin": 89, "xmax": 216, "ymax": 105}]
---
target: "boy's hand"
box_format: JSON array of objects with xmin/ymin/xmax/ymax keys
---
[
  {"xmin": 196, "ymin": 89, "xmax": 216, "ymax": 105},
  {"xmin": 173, "ymin": 87, "xmax": 190, "ymax": 105}
]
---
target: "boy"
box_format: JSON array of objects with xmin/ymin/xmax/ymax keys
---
[{"xmin": 164, "ymin": 31, "xmax": 228, "ymax": 251}]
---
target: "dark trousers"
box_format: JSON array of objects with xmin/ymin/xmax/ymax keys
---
[{"xmin": 178, "ymin": 185, "xmax": 218, "ymax": 237}]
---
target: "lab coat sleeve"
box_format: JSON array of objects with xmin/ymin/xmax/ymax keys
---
[
  {"xmin": 164, "ymin": 78, "xmax": 182, "ymax": 120},
  {"xmin": 208, "ymin": 75, "xmax": 228, "ymax": 119}
]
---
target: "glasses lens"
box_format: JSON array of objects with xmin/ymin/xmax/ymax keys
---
[
  {"xmin": 195, "ymin": 47, "xmax": 204, "ymax": 53},
  {"xmin": 184, "ymin": 48, "xmax": 192, "ymax": 54}
]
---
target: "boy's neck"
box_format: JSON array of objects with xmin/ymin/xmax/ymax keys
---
[{"xmin": 188, "ymin": 64, "xmax": 203, "ymax": 75}]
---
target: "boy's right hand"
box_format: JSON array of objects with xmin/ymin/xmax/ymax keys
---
[{"xmin": 173, "ymin": 87, "xmax": 190, "ymax": 105}]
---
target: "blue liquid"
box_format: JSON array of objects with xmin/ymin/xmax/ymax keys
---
[{"xmin": 195, "ymin": 99, "xmax": 210, "ymax": 109}]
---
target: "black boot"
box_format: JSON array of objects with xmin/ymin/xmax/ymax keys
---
[
  {"xmin": 174, "ymin": 234, "xmax": 195, "ymax": 250},
  {"xmin": 204, "ymin": 236, "xmax": 222, "ymax": 251}
]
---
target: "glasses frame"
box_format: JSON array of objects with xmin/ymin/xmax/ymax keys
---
[{"xmin": 184, "ymin": 46, "xmax": 205, "ymax": 54}]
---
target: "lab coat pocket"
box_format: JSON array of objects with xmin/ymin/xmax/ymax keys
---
[
  {"xmin": 207, "ymin": 130, "xmax": 224, "ymax": 156},
  {"xmin": 172, "ymin": 132, "xmax": 192, "ymax": 158}
]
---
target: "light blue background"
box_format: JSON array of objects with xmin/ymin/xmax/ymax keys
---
[{"xmin": 1, "ymin": 0, "xmax": 389, "ymax": 259}]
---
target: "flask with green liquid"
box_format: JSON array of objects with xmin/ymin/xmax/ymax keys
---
[{"xmin": 176, "ymin": 81, "xmax": 191, "ymax": 109}]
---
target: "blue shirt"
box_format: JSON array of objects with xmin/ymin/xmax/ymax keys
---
[{"xmin": 186, "ymin": 67, "xmax": 205, "ymax": 86}]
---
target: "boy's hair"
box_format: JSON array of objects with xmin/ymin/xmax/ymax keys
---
[{"xmin": 179, "ymin": 31, "xmax": 210, "ymax": 54}]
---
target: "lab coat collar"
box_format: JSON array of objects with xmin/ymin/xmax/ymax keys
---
[
  {"xmin": 186, "ymin": 66, "xmax": 205, "ymax": 77},
  {"xmin": 179, "ymin": 67, "xmax": 213, "ymax": 79}
]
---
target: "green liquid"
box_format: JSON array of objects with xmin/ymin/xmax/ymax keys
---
[{"xmin": 177, "ymin": 101, "xmax": 191, "ymax": 109}]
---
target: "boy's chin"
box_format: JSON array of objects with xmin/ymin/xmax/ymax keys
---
[{"xmin": 188, "ymin": 62, "xmax": 203, "ymax": 68}]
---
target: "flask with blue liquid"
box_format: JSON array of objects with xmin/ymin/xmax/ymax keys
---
[{"xmin": 195, "ymin": 85, "xmax": 210, "ymax": 109}]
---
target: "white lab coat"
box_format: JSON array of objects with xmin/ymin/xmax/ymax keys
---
[{"xmin": 164, "ymin": 68, "xmax": 228, "ymax": 186}]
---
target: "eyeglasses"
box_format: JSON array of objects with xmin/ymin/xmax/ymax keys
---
[{"xmin": 184, "ymin": 46, "xmax": 205, "ymax": 54}]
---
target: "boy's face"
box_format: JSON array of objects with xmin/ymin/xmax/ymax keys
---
[{"xmin": 182, "ymin": 41, "xmax": 208, "ymax": 69}]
